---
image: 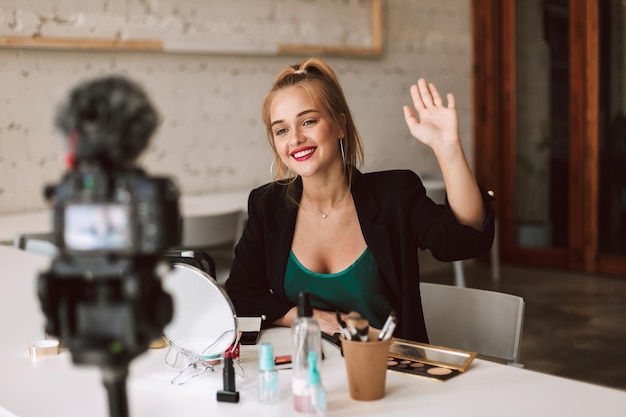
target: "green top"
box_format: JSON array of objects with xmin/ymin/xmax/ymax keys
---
[{"xmin": 284, "ymin": 248, "xmax": 394, "ymax": 329}]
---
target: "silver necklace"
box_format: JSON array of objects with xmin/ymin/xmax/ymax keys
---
[{"xmin": 302, "ymin": 190, "xmax": 348, "ymax": 219}]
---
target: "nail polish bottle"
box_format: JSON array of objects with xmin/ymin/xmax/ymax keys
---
[
  {"xmin": 305, "ymin": 351, "xmax": 327, "ymax": 416},
  {"xmin": 258, "ymin": 342, "xmax": 280, "ymax": 404}
]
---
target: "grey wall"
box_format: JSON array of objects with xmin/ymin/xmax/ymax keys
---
[{"xmin": 0, "ymin": 0, "xmax": 472, "ymax": 214}]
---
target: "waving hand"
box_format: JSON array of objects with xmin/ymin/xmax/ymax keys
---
[
  {"xmin": 402, "ymin": 78, "xmax": 486, "ymax": 230},
  {"xmin": 403, "ymin": 79, "xmax": 459, "ymax": 152}
]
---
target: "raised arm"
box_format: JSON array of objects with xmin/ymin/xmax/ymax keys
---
[{"xmin": 403, "ymin": 79, "xmax": 485, "ymax": 230}]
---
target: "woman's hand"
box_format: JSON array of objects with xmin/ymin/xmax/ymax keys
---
[
  {"xmin": 403, "ymin": 78, "xmax": 460, "ymax": 153},
  {"xmin": 313, "ymin": 309, "xmax": 344, "ymax": 335},
  {"xmin": 274, "ymin": 308, "xmax": 383, "ymax": 340},
  {"xmin": 403, "ymin": 78, "xmax": 485, "ymax": 230},
  {"xmin": 273, "ymin": 307, "xmax": 345, "ymax": 335}
]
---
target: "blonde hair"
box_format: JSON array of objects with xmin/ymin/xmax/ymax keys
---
[{"xmin": 262, "ymin": 57, "xmax": 364, "ymax": 187}]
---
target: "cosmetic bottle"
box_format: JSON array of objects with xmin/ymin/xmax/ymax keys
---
[
  {"xmin": 304, "ymin": 351, "xmax": 327, "ymax": 416},
  {"xmin": 292, "ymin": 292, "xmax": 321, "ymax": 413},
  {"xmin": 258, "ymin": 342, "xmax": 280, "ymax": 404},
  {"xmin": 216, "ymin": 349, "xmax": 239, "ymax": 403}
]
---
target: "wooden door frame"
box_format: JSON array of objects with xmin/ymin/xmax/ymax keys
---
[
  {"xmin": 472, "ymin": 0, "xmax": 569, "ymax": 269},
  {"xmin": 471, "ymin": 0, "xmax": 615, "ymax": 273},
  {"xmin": 588, "ymin": 2, "xmax": 626, "ymax": 276},
  {"xmin": 570, "ymin": 0, "xmax": 594, "ymax": 271}
]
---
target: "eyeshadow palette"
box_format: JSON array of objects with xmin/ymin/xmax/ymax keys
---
[
  {"xmin": 387, "ymin": 356, "xmax": 460, "ymax": 381},
  {"xmin": 386, "ymin": 338, "xmax": 477, "ymax": 381}
]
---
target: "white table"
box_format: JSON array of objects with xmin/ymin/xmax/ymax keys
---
[{"xmin": 0, "ymin": 246, "xmax": 625, "ymax": 417}]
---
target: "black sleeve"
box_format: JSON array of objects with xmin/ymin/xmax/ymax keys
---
[
  {"xmin": 224, "ymin": 187, "xmax": 294, "ymax": 326},
  {"xmin": 408, "ymin": 173, "xmax": 495, "ymax": 261}
]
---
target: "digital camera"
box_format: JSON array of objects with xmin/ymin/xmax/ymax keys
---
[
  {"xmin": 51, "ymin": 168, "xmax": 180, "ymax": 255},
  {"xmin": 46, "ymin": 75, "xmax": 180, "ymax": 256},
  {"xmin": 38, "ymin": 76, "xmax": 180, "ymax": 417}
]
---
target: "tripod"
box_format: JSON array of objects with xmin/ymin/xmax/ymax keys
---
[{"xmin": 38, "ymin": 256, "xmax": 173, "ymax": 417}]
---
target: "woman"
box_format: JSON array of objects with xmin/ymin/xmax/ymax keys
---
[{"xmin": 225, "ymin": 57, "xmax": 494, "ymax": 342}]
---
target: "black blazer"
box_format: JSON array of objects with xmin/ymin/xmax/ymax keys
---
[{"xmin": 225, "ymin": 169, "xmax": 495, "ymax": 342}]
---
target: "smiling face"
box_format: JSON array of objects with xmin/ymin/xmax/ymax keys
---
[{"xmin": 269, "ymin": 86, "xmax": 345, "ymax": 180}]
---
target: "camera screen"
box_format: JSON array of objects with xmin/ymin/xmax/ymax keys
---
[{"xmin": 64, "ymin": 203, "xmax": 132, "ymax": 251}]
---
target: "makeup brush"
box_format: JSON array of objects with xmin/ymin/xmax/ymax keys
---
[
  {"xmin": 353, "ymin": 318, "xmax": 370, "ymax": 342},
  {"xmin": 335, "ymin": 310, "xmax": 353, "ymax": 340},
  {"xmin": 378, "ymin": 311, "xmax": 397, "ymax": 341},
  {"xmin": 346, "ymin": 312, "xmax": 369, "ymax": 342}
]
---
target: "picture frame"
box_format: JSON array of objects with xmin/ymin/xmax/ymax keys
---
[{"xmin": 0, "ymin": 0, "xmax": 383, "ymax": 58}]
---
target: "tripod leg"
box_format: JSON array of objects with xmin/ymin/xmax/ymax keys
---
[{"xmin": 102, "ymin": 366, "xmax": 130, "ymax": 417}]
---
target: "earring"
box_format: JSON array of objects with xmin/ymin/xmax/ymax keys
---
[
  {"xmin": 270, "ymin": 159, "xmax": 277, "ymax": 181},
  {"xmin": 339, "ymin": 138, "xmax": 346, "ymax": 164}
]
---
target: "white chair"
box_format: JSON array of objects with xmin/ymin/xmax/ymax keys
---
[
  {"xmin": 420, "ymin": 282, "xmax": 525, "ymax": 366},
  {"xmin": 181, "ymin": 210, "xmax": 245, "ymax": 249},
  {"xmin": 181, "ymin": 210, "xmax": 246, "ymax": 285}
]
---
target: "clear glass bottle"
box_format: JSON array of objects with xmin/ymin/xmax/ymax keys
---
[
  {"xmin": 292, "ymin": 292, "xmax": 321, "ymax": 413},
  {"xmin": 258, "ymin": 342, "xmax": 279, "ymax": 404}
]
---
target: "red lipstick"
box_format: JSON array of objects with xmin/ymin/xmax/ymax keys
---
[{"xmin": 291, "ymin": 147, "xmax": 316, "ymax": 161}]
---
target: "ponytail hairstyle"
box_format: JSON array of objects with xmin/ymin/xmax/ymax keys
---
[{"xmin": 262, "ymin": 57, "xmax": 364, "ymax": 193}]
